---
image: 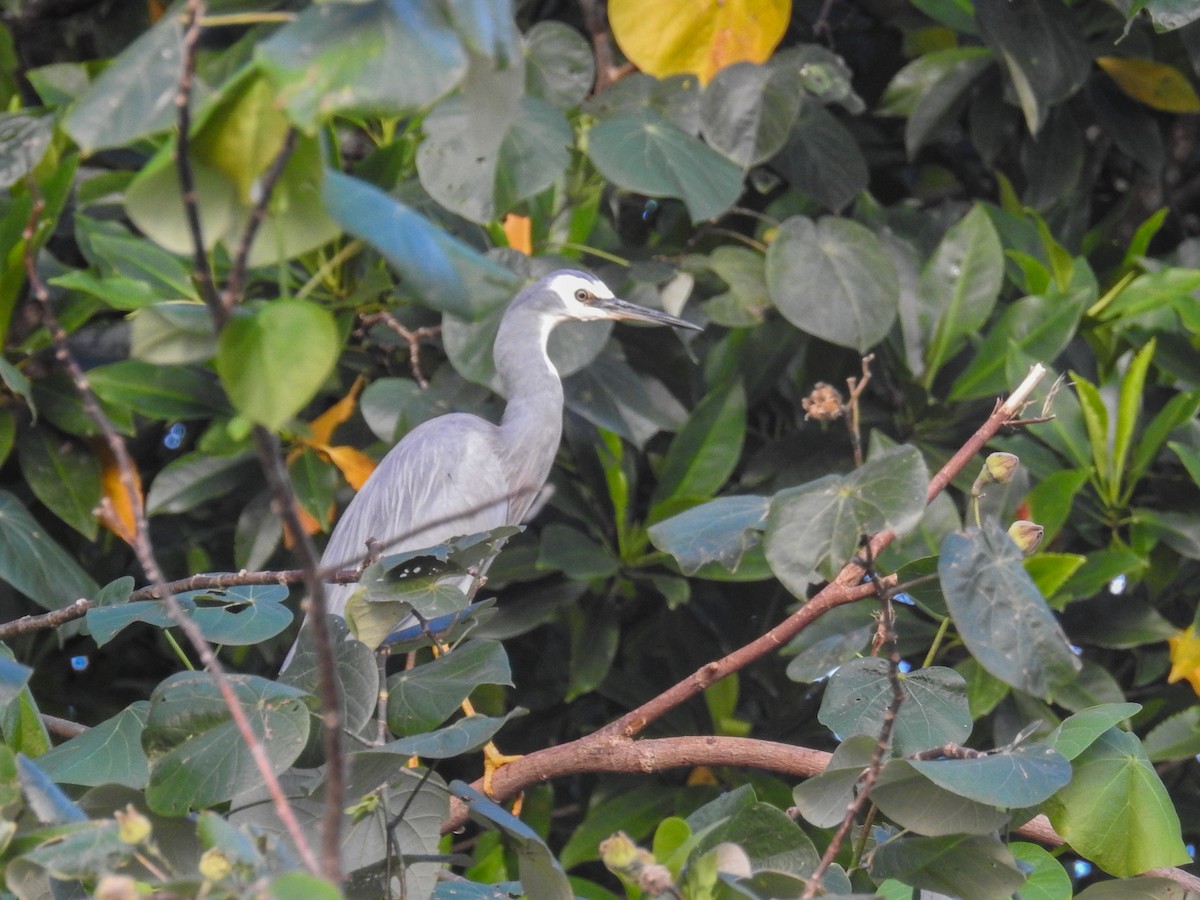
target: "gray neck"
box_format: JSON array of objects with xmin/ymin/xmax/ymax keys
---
[{"xmin": 495, "ymin": 300, "xmax": 565, "ymax": 522}]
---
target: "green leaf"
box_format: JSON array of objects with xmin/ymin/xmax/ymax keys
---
[
  {"xmin": 1025, "ymin": 553, "xmax": 1086, "ymax": 601},
  {"xmin": 870, "ymin": 833, "xmax": 1025, "ymax": 900},
  {"xmin": 872, "ymin": 760, "xmax": 1011, "ymax": 836},
  {"xmin": 383, "ymin": 711, "xmax": 521, "ymax": 759},
  {"xmin": 255, "ymin": 0, "xmax": 467, "ymax": 131},
  {"xmin": 792, "ymin": 735, "xmax": 875, "ymax": 827},
  {"xmin": 1044, "ymin": 727, "xmax": 1190, "ymax": 877},
  {"xmin": 61, "ymin": 12, "xmax": 190, "ymax": 152},
  {"xmin": 1113, "ymin": 340, "xmax": 1156, "ymax": 502},
  {"xmin": 388, "ymin": 640, "xmax": 512, "ymax": 735},
  {"xmin": 1048, "ymin": 703, "xmax": 1142, "ymax": 761},
  {"xmin": 0, "ymin": 654, "xmax": 31, "ymax": 709},
  {"xmin": 949, "ymin": 275, "xmax": 1090, "ymax": 401},
  {"xmin": 765, "ymin": 445, "xmax": 928, "ymax": 593},
  {"xmin": 647, "ymin": 495, "xmax": 769, "ymax": 576},
  {"xmin": 1144, "ymin": 707, "xmax": 1200, "ymax": 763},
  {"xmin": 566, "ymin": 600, "xmax": 619, "ymax": 701},
  {"xmin": 322, "ymin": 170, "xmax": 520, "ymax": 319},
  {"xmin": 87, "ymin": 360, "xmax": 229, "ymax": 420},
  {"xmin": 1009, "ymin": 843, "xmax": 1072, "ymax": 900},
  {"xmin": 452, "ymin": 781, "xmax": 573, "ymax": 900},
  {"xmin": 142, "ymin": 672, "xmax": 309, "ymax": 815},
  {"xmin": 939, "ymin": 523, "xmax": 1081, "ymax": 697},
  {"xmin": 693, "ymin": 801, "xmax": 821, "ymax": 876},
  {"xmin": 651, "ymin": 381, "xmax": 746, "ymax": 512},
  {"xmin": 266, "ymin": 874, "xmax": 343, "ymax": 900},
  {"xmin": 542, "ymin": 525, "xmax": 624, "ymax": 580},
  {"xmin": 124, "ymin": 110, "xmax": 340, "ymax": 269},
  {"xmin": 0, "ymin": 490, "xmax": 98, "ymax": 610},
  {"xmin": 561, "ymin": 785, "xmax": 681, "ymax": 870},
  {"xmin": 418, "ymin": 83, "xmax": 572, "ymax": 224},
  {"xmin": 766, "ymin": 215, "xmax": 898, "ymax": 352},
  {"xmin": 86, "ymin": 583, "xmax": 293, "ymax": 648},
  {"xmin": 771, "ymin": 100, "xmax": 868, "ymax": 211},
  {"xmin": 907, "ymin": 743, "xmax": 1071, "ymax": 807},
  {"xmin": 818, "ymin": 659, "xmax": 971, "ymax": 755},
  {"xmin": 1025, "ymin": 468, "xmax": 1090, "ymax": 546},
  {"xmin": 1129, "ymin": 391, "xmax": 1200, "ymax": 490},
  {"xmin": 975, "ymin": 0, "xmax": 1090, "ymax": 133},
  {"xmin": 919, "ymin": 204, "xmax": 1004, "ymax": 386},
  {"xmin": 48, "ymin": 270, "xmax": 164, "ymax": 311},
  {"xmin": 74, "ymin": 217, "xmax": 198, "ymax": 301},
  {"xmin": 36, "ymin": 702, "xmax": 150, "ymax": 789},
  {"xmin": 784, "ymin": 604, "xmax": 874, "ymax": 684},
  {"xmin": 216, "ymin": 300, "xmax": 339, "ymax": 430},
  {"xmin": 145, "ymin": 451, "xmax": 256, "ymax": 516},
  {"xmin": 700, "ymin": 61, "xmax": 801, "ymax": 168},
  {"xmin": 130, "ymin": 301, "xmax": 218, "ymax": 365},
  {"xmin": 879, "ymin": 48, "xmax": 993, "ymax": 157},
  {"xmin": 16, "ymin": 427, "xmax": 101, "ymax": 539},
  {"xmin": 524, "ymin": 21, "xmax": 595, "ymax": 110},
  {"xmin": 587, "ymin": 108, "xmax": 744, "ymax": 223},
  {"xmin": 1133, "ymin": 508, "xmax": 1200, "ymax": 559},
  {"xmin": 281, "ymin": 615, "xmax": 380, "ymax": 741}
]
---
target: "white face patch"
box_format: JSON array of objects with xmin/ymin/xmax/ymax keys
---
[{"xmin": 545, "ymin": 272, "xmax": 616, "ymax": 321}]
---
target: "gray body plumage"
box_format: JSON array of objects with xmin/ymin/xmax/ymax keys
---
[{"xmin": 282, "ymin": 269, "xmax": 697, "ymax": 668}]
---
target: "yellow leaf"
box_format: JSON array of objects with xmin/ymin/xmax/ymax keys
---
[
  {"xmin": 307, "ymin": 375, "xmax": 366, "ymax": 447},
  {"xmin": 503, "ymin": 214, "xmax": 532, "ymax": 255},
  {"xmin": 322, "ymin": 444, "xmax": 377, "ymax": 491},
  {"xmin": 95, "ymin": 442, "xmax": 143, "ymax": 546},
  {"xmin": 609, "ymin": 0, "xmax": 790, "ymax": 85},
  {"xmin": 1168, "ymin": 625, "xmax": 1200, "ymax": 697},
  {"xmin": 1097, "ymin": 56, "xmax": 1200, "ymax": 114}
]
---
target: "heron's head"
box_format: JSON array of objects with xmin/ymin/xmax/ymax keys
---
[{"xmin": 534, "ymin": 270, "xmax": 701, "ymax": 331}]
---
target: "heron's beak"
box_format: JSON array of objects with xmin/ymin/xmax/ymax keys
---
[{"xmin": 596, "ymin": 297, "xmax": 702, "ymax": 331}]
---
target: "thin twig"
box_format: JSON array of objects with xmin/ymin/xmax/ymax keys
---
[
  {"xmin": 802, "ymin": 542, "xmax": 901, "ymax": 897},
  {"xmin": 23, "ymin": 196, "xmax": 321, "ymax": 876},
  {"xmin": 174, "ymin": 0, "xmax": 221, "ymax": 320},
  {"xmin": 360, "ymin": 312, "xmax": 441, "ymax": 389},
  {"xmin": 252, "ymin": 426, "xmax": 345, "ymax": 880},
  {"xmin": 845, "ymin": 354, "xmax": 875, "ymax": 468},
  {"xmin": 219, "ymin": 127, "xmax": 299, "ymax": 317},
  {"xmin": 0, "ymin": 567, "xmax": 370, "ymax": 640}
]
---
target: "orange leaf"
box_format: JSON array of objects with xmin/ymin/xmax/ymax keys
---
[
  {"xmin": 1097, "ymin": 56, "xmax": 1200, "ymax": 114},
  {"xmin": 94, "ymin": 444, "xmax": 144, "ymax": 546},
  {"xmin": 307, "ymin": 376, "xmax": 366, "ymax": 447},
  {"xmin": 609, "ymin": 0, "xmax": 790, "ymax": 85},
  {"xmin": 503, "ymin": 214, "xmax": 533, "ymax": 255},
  {"xmin": 322, "ymin": 444, "xmax": 377, "ymax": 491},
  {"xmin": 283, "ymin": 503, "xmax": 326, "ymax": 548}
]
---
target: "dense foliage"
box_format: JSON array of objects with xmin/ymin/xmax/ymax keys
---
[{"xmin": 0, "ymin": 0, "xmax": 1198, "ymax": 897}]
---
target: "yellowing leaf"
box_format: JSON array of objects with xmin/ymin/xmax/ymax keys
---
[
  {"xmin": 1168, "ymin": 625, "xmax": 1200, "ymax": 696},
  {"xmin": 609, "ymin": 0, "xmax": 790, "ymax": 85},
  {"xmin": 503, "ymin": 214, "xmax": 532, "ymax": 255},
  {"xmin": 95, "ymin": 442, "xmax": 143, "ymax": 546},
  {"xmin": 308, "ymin": 376, "xmax": 366, "ymax": 447},
  {"xmin": 1097, "ymin": 56, "xmax": 1200, "ymax": 114},
  {"xmin": 322, "ymin": 444, "xmax": 376, "ymax": 491}
]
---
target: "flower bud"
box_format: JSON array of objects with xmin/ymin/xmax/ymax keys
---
[
  {"xmin": 972, "ymin": 452, "xmax": 1020, "ymax": 496},
  {"xmin": 199, "ymin": 847, "xmax": 233, "ymax": 882},
  {"xmin": 638, "ymin": 863, "xmax": 677, "ymax": 896},
  {"xmin": 114, "ymin": 804, "xmax": 151, "ymax": 845},
  {"xmin": 1008, "ymin": 520, "xmax": 1044, "ymax": 555},
  {"xmin": 95, "ymin": 875, "xmax": 139, "ymax": 900},
  {"xmin": 600, "ymin": 832, "xmax": 655, "ymax": 877}
]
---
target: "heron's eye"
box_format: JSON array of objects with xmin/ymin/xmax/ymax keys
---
[{"xmin": 574, "ymin": 288, "xmax": 592, "ymax": 302}]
